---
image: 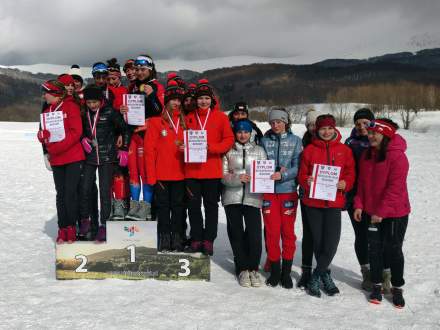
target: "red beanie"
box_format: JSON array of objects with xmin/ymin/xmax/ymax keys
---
[
  {"xmin": 316, "ymin": 114, "xmax": 336, "ymax": 130},
  {"xmin": 367, "ymin": 119, "xmax": 396, "ymax": 138},
  {"xmin": 164, "ymin": 80, "xmax": 185, "ymax": 104},
  {"xmin": 57, "ymin": 74, "xmax": 75, "ymax": 86}
]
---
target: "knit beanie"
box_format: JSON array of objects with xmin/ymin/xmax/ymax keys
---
[
  {"xmin": 233, "ymin": 119, "xmax": 253, "ymax": 133},
  {"xmin": 268, "ymin": 108, "xmax": 289, "ymax": 124},
  {"xmin": 164, "ymin": 80, "xmax": 185, "ymax": 104},
  {"xmin": 57, "ymin": 74, "xmax": 75, "ymax": 86},
  {"xmin": 83, "ymin": 85, "xmax": 104, "ymax": 101},
  {"xmin": 315, "ymin": 114, "xmax": 336, "ymax": 130},
  {"xmin": 367, "ymin": 119, "xmax": 396, "ymax": 138},
  {"xmin": 305, "ymin": 109, "xmax": 320, "ymax": 127},
  {"xmin": 353, "ymin": 108, "xmax": 375, "ymax": 123},
  {"xmin": 233, "ymin": 102, "xmax": 249, "ymax": 114}
]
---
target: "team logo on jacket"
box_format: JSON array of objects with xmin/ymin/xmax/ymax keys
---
[{"xmin": 124, "ymin": 225, "xmax": 140, "ymax": 237}]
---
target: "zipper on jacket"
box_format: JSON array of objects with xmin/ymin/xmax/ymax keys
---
[
  {"xmin": 91, "ymin": 110, "xmax": 100, "ymax": 165},
  {"xmin": 242, "ymin": 147, "xmax": 246, "ymax": 204},
  {"xmin": 276, "ymin": 134, "xmax": 281, "ymax": 194},
  {"xmin": 325, "ymin": 142, "xmax": 331, "ymax": 208}
]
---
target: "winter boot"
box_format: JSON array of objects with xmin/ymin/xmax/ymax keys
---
[
  {"xmin": 369, "ymin": 284, "xmax": 383, "ymax": 304},
  {"xmin": 66, "ymin": 226, "xmax": 76, "ymax": 244},
  {"xmin": 112, "ymin": 199, "xmax": 126, "ymax": 220},
  {"xmin": 307, "ymin": 269, "xmax": 322, "ymax": 298},
  {"xmin": 125, "ymin": 200, "xmax": 140, "ymax": 221},
  {"xmin": 56, "ymin": 228, "xmax": 67, "ymax": 244},
  {"xmin": 321, "ymin": 269, "xmax": 340, "ymax": 296},
  {"xmin": 138, "ymin": 201, "xmax": 151, "ymax": 221},
  {"xmin": 266, "ymin": 260, "xmax": 281, "ymax": 287},
  {"xmin": 249, "ymin": 270, "xmax": 263, "ymax": 287},
  {"xmin": 202, "ymin": 240, "xmax": 214, "ymax": 256},
  {"xmin": 171, "ymin": 232, "xmax": 183, "ymax": 252},
  {"xmin": 158, "ymin": 233, "xmax": 171, "ymax": 252},
  {"xmin": 361, "ymin": 265, "xmax": 373, "ymax": 291},
  {"xmin": 280, "ymin": 259, "xmax": 293, "ymax": 289},
  {"xmin": 297, "ymin": 266, "xmax": 312, "ymax": 289},
  {"xmin": 391, "ymin": 287, "xmax": 405, "ymax": 309},
  {"xmin": 188, "ymin": 240, "xmax": 203, "ymax": 253},
  {"xmin": 79, "ymin": 218, "xmax": 91, "ymax": 238},
  {"xmin": 238, "ymin": 270, "xmax": 251, "ymax": 287},
  {"xmin": 95, "ymin": 225, "xmax": 106, "ymax": 243},
  {"xmin": 382, "ymin": 269, "xmax": 392, "ymax": 294}
]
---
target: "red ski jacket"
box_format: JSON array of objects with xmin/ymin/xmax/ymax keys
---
[
  {"xmin": 42, "ymin": 97, "xmax": 85, "ymax": 166},
  {"xmin": 184, "ymin": 107, "xmax": 234, "ymax": 179},
  {"xmin": 354, "ymin": 134, "xmax": 410, "ymax": 218},
  {"xmin": 298, "ymin": 130, "xmax": 355, "ymax": 209},
  {"xmin": 144, "ymin": 110, "xmax": 185, "ymax": 184},
  {"xmin": 108, "ymin": 85, "xmax": 128, "ymax": 111}
]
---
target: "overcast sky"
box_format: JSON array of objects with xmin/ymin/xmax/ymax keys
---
[{"xmin": 0, "ymin": 0, "xmax": 439, "ymax": 71}]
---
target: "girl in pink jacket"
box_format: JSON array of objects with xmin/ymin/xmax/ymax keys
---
[{"xmin": 354, "ymin": 118, "xmax": 410, "ymax": 308}]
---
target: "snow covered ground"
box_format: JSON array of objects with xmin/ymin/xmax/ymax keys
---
[{"xmin": 1, "ymin": 117, "xmax": 440, "ymax": 329}]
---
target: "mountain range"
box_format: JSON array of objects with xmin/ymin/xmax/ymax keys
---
[{"xmin": 1, "ymin": 48, "xmax": 440, "ymax": 121}]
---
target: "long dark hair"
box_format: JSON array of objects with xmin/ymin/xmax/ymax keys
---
[{"xmin": 365, "ymin": 118, "xmax": 399, "ymax": 162}]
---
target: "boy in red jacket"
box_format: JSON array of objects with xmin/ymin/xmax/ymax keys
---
[
  {"xmin": 354, "ymin": 119, "xmax": 410, "ymax": 308},
  {"xmin": 184, "ymin": 79, "xmax": 234, "ymax": 255},
  {"xmin": 298, "ymin": 114, "xmax": 355, "ymax": 297}
]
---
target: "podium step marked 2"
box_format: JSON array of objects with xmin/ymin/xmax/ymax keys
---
[{"xmin": 56, "ymin": 221, "xmax": 210, "ymax": 281}]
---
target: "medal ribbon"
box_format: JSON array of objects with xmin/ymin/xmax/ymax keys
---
[
  {"xmin": 49, "ymin": 101, "xmax": 63, "ymax": 113},
  {"xmin": 196, "ymin": 108, "xmax": 210, "ymax": 130},
  {"xmin": 87, "ymin": 108, "xmax": 101, "ymax": 139},
  {"xmin": 165, "ymin": 110, "xmax": 180, "ymax": 135}
]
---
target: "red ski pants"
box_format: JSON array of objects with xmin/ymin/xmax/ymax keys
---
[
  {"xmin": 128, "ymin": 133, "xmax": 146, "ymax": 186},
  {"xmin": 262, "ymin": 192, "xmax": 298, "ymax": 262}
]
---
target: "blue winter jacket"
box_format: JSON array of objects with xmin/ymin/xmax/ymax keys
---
[{"xmin": 261, "ymin": 129, "xmax": 302, "ymax": 193}]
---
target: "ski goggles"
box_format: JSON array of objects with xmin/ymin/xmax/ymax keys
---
[{"xmin": 134, "ymin": 56, "xmax": 153, "ymax": 69}]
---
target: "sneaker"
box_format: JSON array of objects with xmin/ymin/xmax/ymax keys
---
[
  {"xmin": 382, "ymin": 269, "xmax": 392, "ymax": 294},
  {"xmin": 112, "ymin": 199, "xmax": 126, "ymax": 220},
  {"xmin": 249, "ymin": 270, "xmax": 262, "ymax": 288},
  {"xmin": 56, "ymin": 228, "xmax": 67, "ymax": 244},
  {"xmin": 95, "ymin": 225, "xmax": 106, "ymax": 242},
  {"xmin": 202, "ymin": 240, "xmax": 214, "ymax": 256},
  {"xmin": 66, "ymin": 226, "xmax": 76, "ymax": 244},
  {"xmin": 125, "ymin": 200, "xmax": 140, "ymax": 221},
  {"xmin": 297, "ymin": 267, "xmax": 312, "ymax": 289},
  {"xmin": 188, "ymin": 240, "xmax": 203, "ymax": 253},
  {"xmin": 361, "ymin": 265, "xmax": 373, "ymax": 291},
  {"xmin": 321, "ymin": 269, "xmax": 340, "ymax": 296},
  {"xmin": 280, "ymin": 259, "xmax": 293, "ymax": 289},
  {"xmin": 79, "ymin": 218, "xmax": 91, "ymax": 237},
  {"xmin": 238, "ymin": 270, "xmax": 251, "ymax": 287},
  {"xmin": 369, "ymin": 284, "xmax": 383, "ymax": 304},
  {"xmin": 391, "ymin": 287, "xmax": 405, "ymax": 309},
  {"xmin": 266, "ymin": 260, "xmax": 281, "ymax": 287},
  {"xmin": 158, "ymin": 233, "xmax": 171, "ymax": 252},
  {"xmin": 307, "ymin": 270, "xmax": 322, "ymax": 298}
]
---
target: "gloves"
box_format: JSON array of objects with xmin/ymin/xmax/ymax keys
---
[
  {"xmin": 37, "ymin": 130, "xmax": 50, "ymax": 144},
  {"xmin": 118, "ymin": 150, "xmax": 128, "ymax": 167},
  {"xmin": 81, "ymin": 137, "xmax": 93, "ymax": 153}
]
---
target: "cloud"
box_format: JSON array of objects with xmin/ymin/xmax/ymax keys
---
[{"xmin": 0, "ymin": 0, "xmax": 439, "ymax": 68}]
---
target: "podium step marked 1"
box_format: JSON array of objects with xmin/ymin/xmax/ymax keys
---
[{"xmin": 56, "ymin": 221, "xmax": 210, "ymax": 281}]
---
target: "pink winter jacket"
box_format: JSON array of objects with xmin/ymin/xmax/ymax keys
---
[{"xmin": 354, "ymin": 134, "xmax": 410, "ymax": 219}]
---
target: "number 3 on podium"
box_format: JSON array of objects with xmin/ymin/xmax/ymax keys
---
[{"xmin": 178, "ymin": 259, "xmax": 190, "ymax": 277}]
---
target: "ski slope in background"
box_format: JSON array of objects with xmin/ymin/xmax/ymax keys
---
[{"xmin": 1, "ymin": 114, "xmax": 439, "ymax": 329}]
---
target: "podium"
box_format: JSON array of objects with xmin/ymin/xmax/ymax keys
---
[{"xmin": 56, "ymin": 221, "xmax": 210, "ymax": 281}]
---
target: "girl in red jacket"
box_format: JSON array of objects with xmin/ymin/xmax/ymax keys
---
[
  {"xmin": 37, "ymin": 80, "xmax": 85, "ymax": 244},
  {"xmin": 145, "ymin": 81, "xmax": 186, "ymax": 251},
  {"xmin": 184, "ymin": 79, "xmax": 234, "ymax": 255},
  {"xmin": 353, "ymin": 119, "xmax": 410, "ymax": 308},
  {"xmin": 298, "ymin": 114, "xmax": 355, "ymax": 297}
]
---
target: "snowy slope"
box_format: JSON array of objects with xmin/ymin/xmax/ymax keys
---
[{"xmin": 1, "ymin": 120, "xmax": 440, "ymax": 330}]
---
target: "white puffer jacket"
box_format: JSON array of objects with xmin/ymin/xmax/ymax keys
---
[{"xmin": 221, "ymin": 141, "xmax": 267, "ymax": 208}]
